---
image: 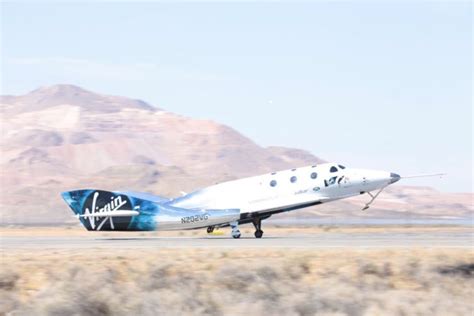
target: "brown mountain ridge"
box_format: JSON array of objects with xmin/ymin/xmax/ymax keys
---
[{"xmin": 0, "ymin": 85, "xmax": 471, "ymax": 224}]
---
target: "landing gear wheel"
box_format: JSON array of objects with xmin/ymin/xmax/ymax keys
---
[
  {"xmin": 230, "ymin": 221, "xmax": 241, "ymax": 239},
  {"xmin": 252, "ymin": 218, "xmax": 264, "ymax": 239},
  {"xmin": 207, "ymin": 226, "xmax": 214, "ymax": 233}
]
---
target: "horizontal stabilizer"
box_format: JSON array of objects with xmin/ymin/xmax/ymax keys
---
[{"xmin": 77, "ymin": 210, "xmax": 139, "ymax": 218}]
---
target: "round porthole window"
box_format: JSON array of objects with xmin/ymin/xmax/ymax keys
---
[
  {"xmin": 270, "ymin": 180, "xmax": 277, "ymax": 187},
  {"xmin": 290, "ymin": 176, "xmax": 297, "ymax": 183},
  {"xmin": 311, "ymin": 172, "xmax": 317, "ymax": 179}
]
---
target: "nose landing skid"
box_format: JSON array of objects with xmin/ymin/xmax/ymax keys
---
[
  {"xmin": 362, "ymin": 185, "xmax": 388, "ymax": 210},
  {"xmin": 230, "ymin": 221, "xmax": 241, "ymax": 238}
]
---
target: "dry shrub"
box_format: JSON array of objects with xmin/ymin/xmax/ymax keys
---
[
  {"xmin": 0, "ymin": 268, "xmax": 19, "ymax": 290},
  {"xmin": 437, "ymin": 263, "xmax": 474, "ymax": 277},
  {"xmin": 2, "ymin": 249, "xmax": 473, "ymax": 316}
]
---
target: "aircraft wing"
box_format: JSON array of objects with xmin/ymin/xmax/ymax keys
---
[
  {"xmin": 115, "ymin": 191, "xmax": 170, "ymax": 203},
  {"xmin": 233, "ymin": 198, "xmax": 331, "ymax": 226}
]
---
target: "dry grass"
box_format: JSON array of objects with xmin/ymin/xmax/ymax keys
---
[{"xmin": 1, "ymin": 247, "xmax": 473, "ymax": 316}]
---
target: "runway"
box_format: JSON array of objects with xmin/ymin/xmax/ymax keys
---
[{"xmin": 2, "ymin": 230, "xmax": 472, "ymax": 249}]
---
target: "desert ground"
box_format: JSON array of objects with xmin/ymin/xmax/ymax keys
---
[{"xmin": 1, "ymin": 225, "xmax": 473, "ymax": 316}]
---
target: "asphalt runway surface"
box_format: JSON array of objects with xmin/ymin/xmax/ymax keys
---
[{"xmin": 2, "ymin": 230, "xmax": 472, "ymax": 249}]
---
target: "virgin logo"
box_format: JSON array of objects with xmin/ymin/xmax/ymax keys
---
[{"xmin": 84, "ymin": 191, "xmax": 127, "ymax": 230}]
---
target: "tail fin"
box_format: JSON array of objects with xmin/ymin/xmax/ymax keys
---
[{"xmin": 61, "ymin": 189, "xmax": 140, "ymax": 231}]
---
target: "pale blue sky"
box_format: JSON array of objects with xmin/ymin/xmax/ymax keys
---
[{"xmin": 1, "ymin": 2, "xmax": 472, "ymax": 192}]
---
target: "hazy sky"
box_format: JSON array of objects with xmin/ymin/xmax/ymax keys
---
[{"xmin": 1, "ymin": 2, "xmax": 472, "ymax": 192}]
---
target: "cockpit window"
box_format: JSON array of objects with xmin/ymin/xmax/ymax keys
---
[
  {"xmin": 338, "ymin": 164, "xmax": 346, "ymax": 169},
  {"xmin": 330, "ymin": 166, "xmax": 338, "ymax": 173},
  {"xmin": 324, "ymin": 176, "xmax": 337, "ymax": 187}
]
